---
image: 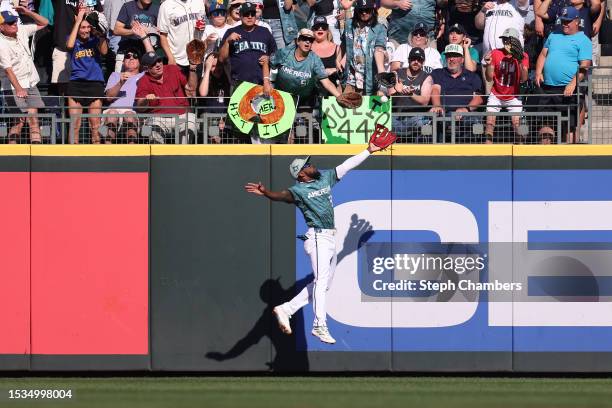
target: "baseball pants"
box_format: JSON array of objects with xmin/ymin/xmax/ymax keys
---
[{"xmin": 281, "ymin": 228, "xmax": 337, "ymax": 327}]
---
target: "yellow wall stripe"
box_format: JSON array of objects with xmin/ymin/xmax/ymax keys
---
[
  {"xmin": 13, "ymin": 144, "xmax": 612, "ymax": 157},
  {"xmin": 514, "ymin": 145, "xmax": 612, "ymax": 156},
  {"xmin": 0, "ymin": 145, "xmax": 30, "ymax": 156},
  {"xmin": 151, "ymin": 145, "xmax": 270, "ymax": 155},
  {"xmin": 31, "ymin": 145, "xmax": 150, "ymax": 157}
]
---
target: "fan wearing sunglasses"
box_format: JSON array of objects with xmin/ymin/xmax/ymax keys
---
[
  {"xmin": 269, "ymin": 28, "xmax": 342, "ymax": 106},
  {"xmin": 390, "ymin": 23, "xmax": 442, "ymax": 74},
  {"xmin": 203, "ymin": 1, "xmax": 230, "ymax": 54},
  {"xmin": 103, "ymin": 25, "xmax": 155, "ymax": 143},
  {"xmin": 338, "ymin": 0, "xmax": 387, "ymax": 95}
]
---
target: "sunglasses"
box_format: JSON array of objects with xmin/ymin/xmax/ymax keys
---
[
  {"xmin": 242, "ymin": 11, "xmax": 256, "ymax": 17},
  {"xmin": 409, "ymin": 57, "xmax": 424, "ymax": 63},
  {"xmin": 125, "ymin": 52, "xmax": 140, "ymax": 59},
  {"xmin": 312, "ymin": 25, "xmax": 327, "ymax": 31},
  {"xmin": 211, "ymin": 10, "xmax": 226, "ymax": 16},
  {"xmin": 298, "ymin": 36, "xmax": 314, "ymax": 43},
  {"xmin": 4, "ymin": 20, "xmax": 17, "ymax": 26},
  {"xmin": 358, "ymin": 8, "xmax": 373, "ymax": 13},
  {"xmin": 412, "ymin": 30, "xmax": 427, "ymax": 37}
]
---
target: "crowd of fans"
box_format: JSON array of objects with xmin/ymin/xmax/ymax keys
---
[{"xmin": 0, "ymin": 0, "xmax": 607, "ymax": 143}]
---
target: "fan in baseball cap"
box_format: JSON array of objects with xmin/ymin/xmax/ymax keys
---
[
  {"xmin": 448, "ymin": 23, "xmax": 466, "ymax": 35},
  {"xmin": 289, "ymin": 156, "xmax": 311, "ymax": 179},
  {"xmin": 240, "ymin": 1, "xmax": 257, "ymax": 14},
  {"xmin": 312, "ymin": 15, "xmax": 329, "ymax": 30},
  {"xmin": 559, "ymin": 6, "xmax": 580, "ymax": 20},
  {"xmin": 499, "ymin": 27, "xmax": 520, "ymax": 40},
  {"xmin": 141, "ymin": 51, "xmax": 163, "ymax": 67},
  {"xmin": 0, "ymin": 10, "xmax": 18, "ymax": 24},
  {"xmin": 408, "ymin": 47, "xmax": 425, "ymax": 61},
  {"xmin": 354, "ymin": 0, "xmax": 376, "ymax": 9},
  {"xmin": 444, "ymin": 43, "xmax": 464, "ymax": 56}
]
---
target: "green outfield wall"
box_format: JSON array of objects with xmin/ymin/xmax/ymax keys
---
[{"xmin": 1, "ymin": 145, "xmax": 612, "ymax": 372}]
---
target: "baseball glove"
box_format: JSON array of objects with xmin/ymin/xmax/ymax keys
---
[
  {"xmin": 85, "ymin": 11, "xmax": 109, "ymax": 37},
  {"xmin": 376, "ymin": 72, "xmax": 397, "ymax": 88},
  {"xmin": 186, "ymin": 39, "xmax": 207, "ymax": 65},
  {"xmin": 369, "ymin": 124, "xmax": 397, "ymax": 150},
  {"xmin": 508, "ymin": 36, "xmax": 524, "ymax": 62},
  {"xmin": 336, "ymin": 91, "xmax": 363, "ymax": 109}
]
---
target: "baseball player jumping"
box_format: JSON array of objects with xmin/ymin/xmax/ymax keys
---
[{"xmin": 245, "ymin": 141, "xmax": 383, "ymax": 344}]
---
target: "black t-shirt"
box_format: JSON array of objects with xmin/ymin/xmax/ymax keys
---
[
  {"xmin": 393, "ymin": 69, "xmax": 430, "ymax": 111},
  {"xmin": 116, "ymin": 0, "xmax": 160, "ymax": 52},
  {"xmin": 313, "ymin": 0, "xmax": 334, "ymax": 16},
  {"xmin": 262, "ymin": 0, "xmax": 280, "ymax": 19},
  {"xmin": 221, "ymin": 25, "xmax": 276, "ymax": 85},
  {"xmin": 53, "ymin": 0, "xmax": 102, "ymax": 52}
]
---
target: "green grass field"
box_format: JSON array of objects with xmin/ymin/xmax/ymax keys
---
[{"xmin": 1, "ymin": 376, "xmax": 612, "ymax": 408}]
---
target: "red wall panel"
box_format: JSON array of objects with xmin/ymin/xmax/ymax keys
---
[
  {"xmin": 0, "ymin": 173, "xmax": 30, "ymax": 354},
  {"xmin": 31, "ymin": 173, "xmax": 148, "ymax": 355}
]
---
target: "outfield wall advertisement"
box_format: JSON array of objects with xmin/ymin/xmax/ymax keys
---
[{"xmin": 2, "ymin": 145, "xmax": 612, "ymax": 372}]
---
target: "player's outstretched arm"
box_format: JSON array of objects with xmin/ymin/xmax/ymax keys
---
[
  {"xmin": 335, "ymin": 142, "xmax": 383, "ymax": 180},
  {"xmin": 245, "ymin": 182, "xmax": 295, "ymax": 203}
]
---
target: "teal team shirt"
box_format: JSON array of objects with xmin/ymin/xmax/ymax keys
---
[
  {"xmin": 270, "ymin": 44, "xmax": 328, "ymax": 97},
  {"xmin": 288, "ymin": 169, "xmax": 339, "ymax": 229}
]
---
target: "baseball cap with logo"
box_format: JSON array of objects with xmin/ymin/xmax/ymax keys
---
[
  {"xmin": 312, "ymin": 15, "xmax": 329, "ymax": 29},
  {"xmin": 409, "ymin": 47, "xmax": 425, "ymax": 61},
  {"xmin": 141, "ymin": 51, "xmax": 163, "ymax": 67},
  {"xmin": 559, "ymin": 6, "xmax": 579, "ymax": 20},
  {"xmin": 298, "ymin": 28, "xmax": 315, "ymax": 38},
  {"xmin": 448, "ymin": 23, "xmax": 466, "ymax": 34},
  {"xmin": 444, "ymin": 43, "xmax": 464, "ymax": 56},
  {"xmin": 240, "ymin": 2, "xmax": 257, "ymax": 14},
  {"xmin": 0, "ymin": 10, "xmax": 18, "ymax": 24},
  {"xmin": 289, "ymin": 156, "xmax": 311, "ymax": 179},
  {"xmin": 412, "ymin": 22, "xmax": 427, "ymax": 33},
  {"xmin": 209, "ymin": 0, "xmax": 227, "ymax": 12},
  {"xmin": 355, "ymin": 0, "xmax": 376, "ymax": 9},
  {"xmin": 499, "ymin": 27, "xmax": 520, "ymax": 40}
]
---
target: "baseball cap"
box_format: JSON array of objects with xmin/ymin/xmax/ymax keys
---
[
  {"xmin": 412, "ymin": 22, "xmax": 427, "ymax": 33},
  {"xmin": 240, "ymin": 1, "xmax": 257, "ymax": 14},
  {"xmin": 354, "ymin": 0, "xmax": 376, "ymax": 9},
  {"xmin": 312, "ymin": 15, "xmax": 329, "ymax": 29},
  {"xmin": 448, "ymin": 23, "xmax": 466, "ymax": 34},
  {"xmin": 559, "ymin": 6, "xmax": 579, "ymax": 21},
  {"xmin": 298, "ymin": 28, "xmax": 315, "ymax": 38},
  {"xmin": 141, "ymin": 51, "xmax": 162, "ymax": 67},
  {"xmin": 409, "ymin": 47, "xmax": 425, "ymax": 61},
  {"xmin": 0, "ymin": 10, "xmax": 18, "ymax": 24},
  {"xmin": 209, "ymin": 0, "xmax": 227, "ymax": 12},
  {"xmin": 289, "ymin": 156, "xmax": 311, "ymax": 179},
  {"xmin": 499, "ymin": 27, "xmax": 520, "ymax": 40},
  {"xmin": 444, "ymin": 43, "xmax": 464, "ymax": 56}
]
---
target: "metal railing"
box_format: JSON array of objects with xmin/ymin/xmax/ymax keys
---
[{"xmin": 2, "ymin": 66, "xmax": 611, "ymax": 144}]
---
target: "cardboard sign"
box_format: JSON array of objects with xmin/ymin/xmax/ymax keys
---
[
  {"xmin": 321, "ymin": 96, "xmax": 392, "ymax": 144},
  {"xmin": 227, "ymin": 82, "xmax": 296, "ymax": 139}
]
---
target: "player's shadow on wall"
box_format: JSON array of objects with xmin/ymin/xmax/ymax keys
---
[
  {"xmin": 206, "ymin": 276, "xmax": 311, "ymax": 372},
  {"xmin": 205, "ymin": 214, "xmax": 374, "ymax": 371}
]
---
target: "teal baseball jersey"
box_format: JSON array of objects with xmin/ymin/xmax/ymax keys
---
[
  {"xmin": 288, "ymin": 169, "xmax": 338, "ymax": 229},
  {"xmin": 270, "ymin": 45, "xmax": 328, "ymax": 98}
]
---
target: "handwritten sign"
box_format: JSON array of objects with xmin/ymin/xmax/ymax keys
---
[
  {"xmin": 321, "ymin": 96, "xmax": 392, "ymax": 144},
  {"xmin": 227, "ymin": 82, "xmax": 296, "ymax": 139}
]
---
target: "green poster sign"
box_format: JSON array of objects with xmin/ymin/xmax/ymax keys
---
[
  {"xmin": 227, "ymin": 82, "xmax": 296, "ymax": 139},
  {"xmin": 321, "ymin": 96, "xmax": 392, "ymax": 144}
]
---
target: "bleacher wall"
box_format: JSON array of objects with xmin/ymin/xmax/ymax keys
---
[{"xmin": 2, "ymin": 144, "xmax": 612, "ymax": 372}]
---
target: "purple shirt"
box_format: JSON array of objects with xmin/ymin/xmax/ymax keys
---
[{"xmin": 105, "ymin": 71, "xmax": 145, "ymax": 108}]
